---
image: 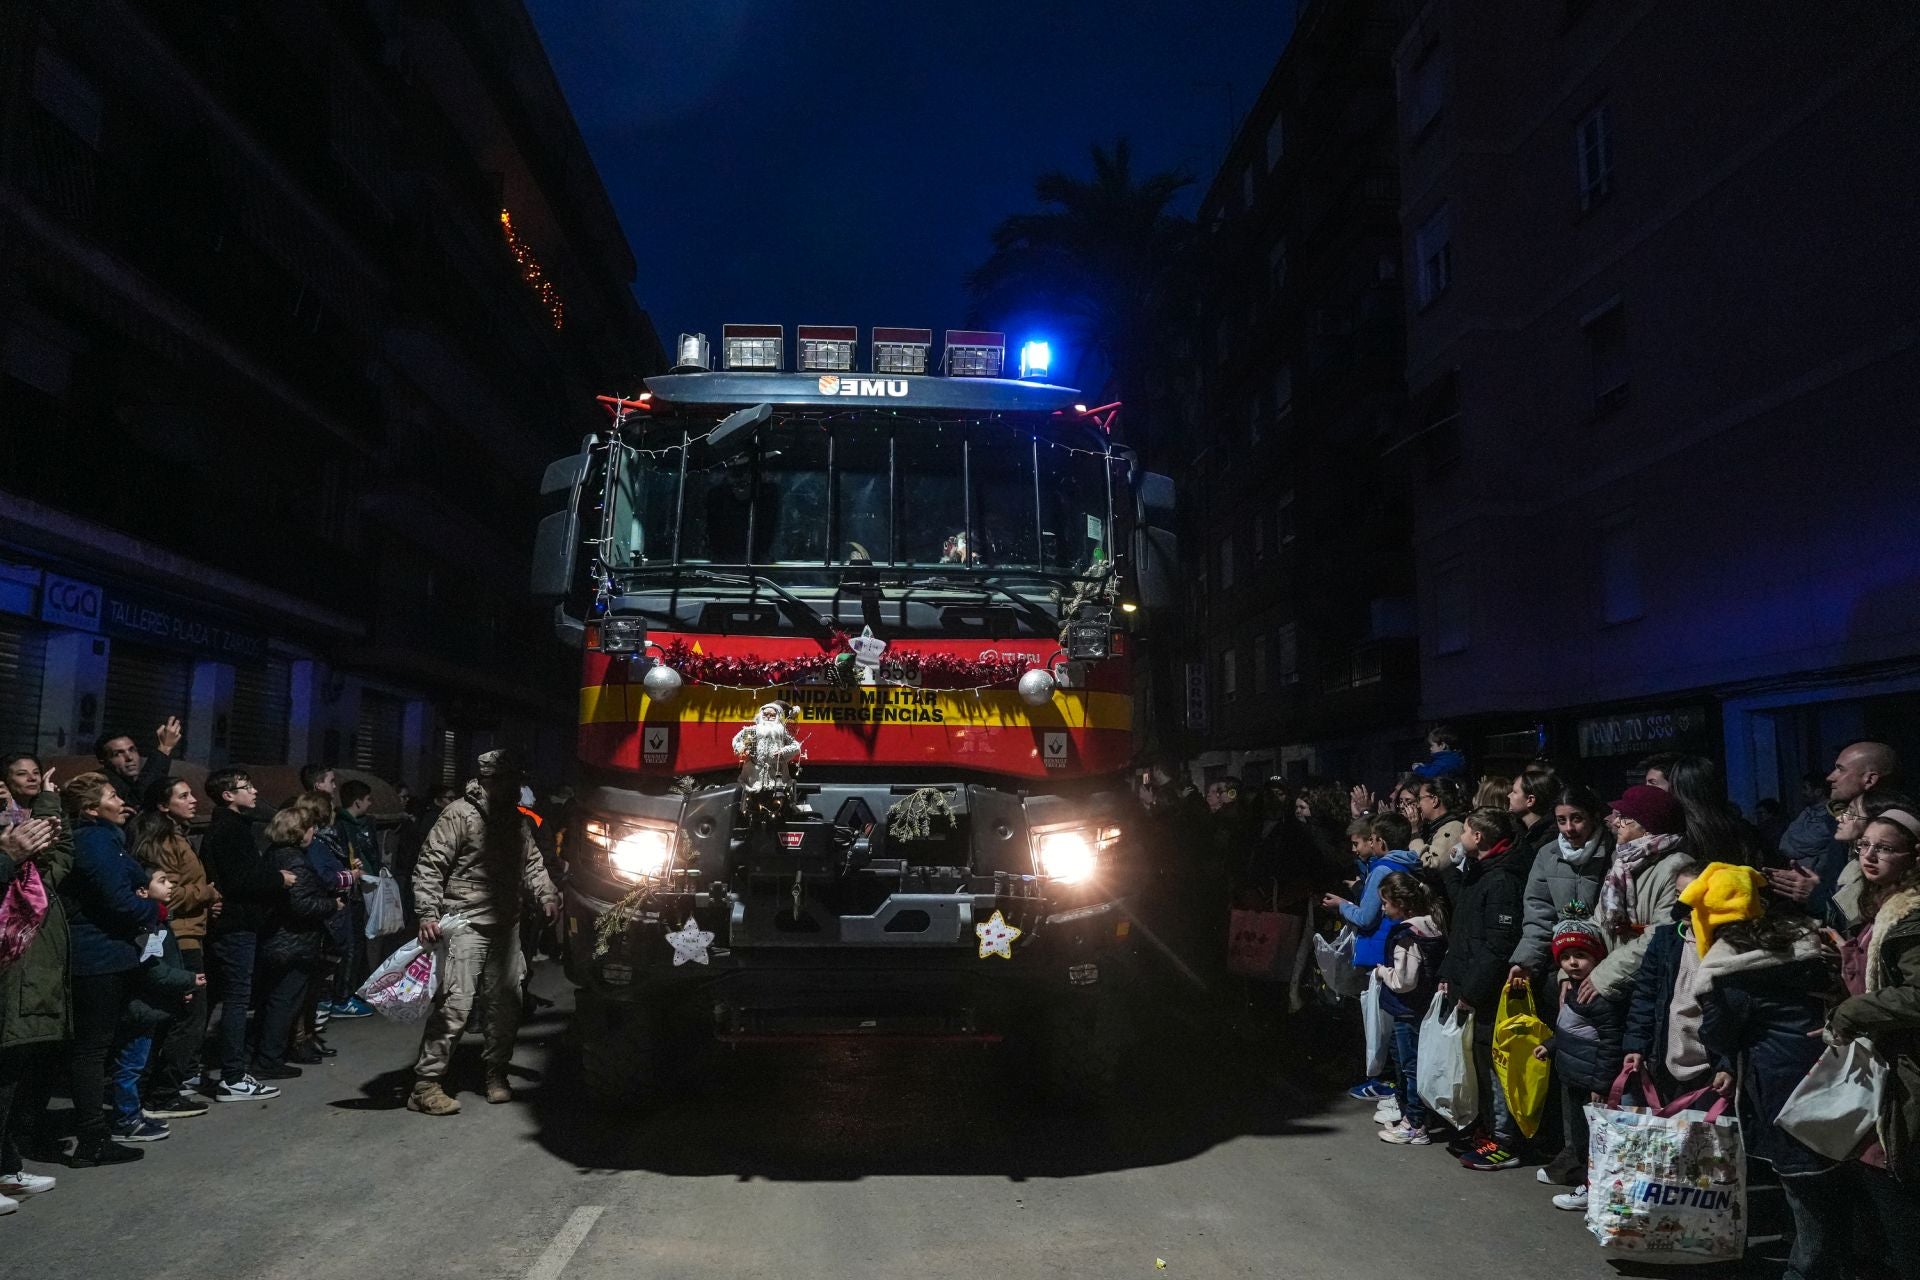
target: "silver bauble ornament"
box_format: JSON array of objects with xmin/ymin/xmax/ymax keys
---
[
  {"xmin": 1017, "ymin": 667, "xmax": 1057, "ymax": 707},
  {"xmin": 643, "ymin": 662, "xmax": 684, "ymax": 704}
]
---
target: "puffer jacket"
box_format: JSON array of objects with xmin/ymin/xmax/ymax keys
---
[
  {"xmin": 63, "ymin": 818, "xmax": 159, "ymax": 977},
  {"xmin": 1510, "ymin": 827, "xmax": 1613, "ymax": 976},
  {"xmin": 1544, "ymin": 977, "xmax": 1627, "ymax": 1094},
  {"xmin": 0, "ymin": 789, "xmax": 74, "ymax": 1049},
  {"xmin": 125, "ymin": 920, "xmax": 199, "ymax": 1030},
  {"xmin": 135, "ymin": 820, "xmax": 219, "ymax": 950},
  {"xmin": 1699, "ymin": 925, "xmax": 1834, "ymax": 1177},
  {"xmin": 1437, "ymin": 842, "xmax": 1529, "ymax": 1013},
  {"xmin": 413, "ymin": 780, "xmax": 559, "ymax": 928},
  {"xmin": 260, "ymin": 843, "xmax": 340, "ymax": 969},
  {"xmin": 1589, "ymin": 844, "xmax": 1697, "ymax": 1000},
  {"xmin": 1830, "ymin": 887, "xmax": 1920, "ymax": 1183}
]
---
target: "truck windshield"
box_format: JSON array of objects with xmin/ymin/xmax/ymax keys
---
[{"xmin": 606, "ymin": 417, "xmax": 1115, "ymax": 576}]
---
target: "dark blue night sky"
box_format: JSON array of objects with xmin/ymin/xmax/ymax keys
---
[{"xmin": 526, "ymin": 0, "xmax": 1295, "ymax": 374}]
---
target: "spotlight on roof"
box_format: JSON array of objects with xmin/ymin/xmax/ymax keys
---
[{"xmin": 943, "ymin": 330, "xmax": 1005, "ymax": 378}]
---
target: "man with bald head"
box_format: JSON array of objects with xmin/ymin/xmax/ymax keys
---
[
  {"xmin": 1827, "ymin": 740, "xmax": 1900, "ymax": 804},
  {"xmin": 1773, "ymin": 740, "xmax": 1902, "ymax": 910}
]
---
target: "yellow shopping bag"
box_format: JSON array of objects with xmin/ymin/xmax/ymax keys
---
[{"xmin": 1491, "ymin": 980, "xmax": 1553, "ymax": 1139}]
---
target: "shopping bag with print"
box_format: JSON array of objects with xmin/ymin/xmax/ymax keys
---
[
  {"xmin": 357, "ymin": 911, "xmax": 471, "ymax": 1022},
  {"xmin": 1585, "ymin": 1065, "xmax": 1746, "ymax": 1263},
  {"xmin": 1492, "ymin": 981, "xmax": 1553, "ymax": 1139},
  {"xmin": 1776, "ymin": 1040, "xmax": 1886, "ymax": 1162},
  {"xmin": 1415, "ymin": 993, "xmax": 1478, "ymax": 1129},
  {"xmin": 0, "ymin": 860, "xmax": 48, "ymax": 970},
  {"xmin": 1227, "ymin": 886, "xmax": 1303, "ymax": 981}
]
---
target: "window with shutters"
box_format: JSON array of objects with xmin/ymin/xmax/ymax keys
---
[
  {"xmin": 0, "ymin": 622, "xmax": 47, "ymax": 756},
  {"xmin": 228, "ymin": 658, "xmax": 291, "ymax": 766},
  {"xmin": 1576, "ymin": 105, "xmax": 1613, "ymax": 210},
  {"xmin": 103, "ymin": 646, "xmax": 190, "ymax": 748},
  {"xmin": 352, "ymin": 689, "xmax": 404, "ymax": 782},
  {"xmin": 1415, "ymin": 205, "xmax": 1452, "ymax": 308}
]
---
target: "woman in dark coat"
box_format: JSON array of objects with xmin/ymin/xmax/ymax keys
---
[
  {"xmin": 252, "ymin": 808, "xmax": 339, "ymax": 1076},
  {"xmin": 58, "ymin": 772, "xmax": 157, "ymax": 1166}
]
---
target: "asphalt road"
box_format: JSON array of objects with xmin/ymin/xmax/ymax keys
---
[{"xmin": 2, "ymin": 963, "xmax": 1764, "ymax": 1280}]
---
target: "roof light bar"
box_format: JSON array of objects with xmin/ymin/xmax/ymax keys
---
[
  {"xmin": 721, "ymin": 323, "xmax": 783, "ymax": 371},
  {"xmin": 872, "ymin": 326, "xmax": 932, "ymax": 375},
  {"xmin": 674, "ymin": 333, "xmax": 711, "ymax": 372},
  {"xmin": 943, "ymin": 329, "xmax": 1005, "ymax": 378},
  {"xmin": 797, "ymin": 324, "xmax": 857, "ymax": 372}
]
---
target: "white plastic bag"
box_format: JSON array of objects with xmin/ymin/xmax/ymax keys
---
[
  {"xmin": 356, "ymin": 911, "xmax": 470, "ymax": 1022},
  {"xmin": 1586, "ymin": 1068, "xmax": 1746, "ymax": 1263},
  {"xmin": 1776, "ymin": 1040, "xmax": 1886, "ymax": 1161},
  {"xmin": 364, "ymin": 871, "xmax": 404, "ymax": 940},
  {"xmin": 1362, "ymin": 972, "xmax": 1390, "ymax": 1077},
  {"xmin": 1314, "ymin": 927, "xmax": 1368, "ymax": 998},
  {"xmin": 1415, "ymin": 993, "xmax": 1478, "ymax": 1129}
]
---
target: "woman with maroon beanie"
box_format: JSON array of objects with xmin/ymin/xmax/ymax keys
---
[{"xmin": 1585, "ymin": 784, "xmax": 1697, "ymax": 1003}]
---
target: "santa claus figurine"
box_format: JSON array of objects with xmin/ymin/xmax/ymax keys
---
[{"xmin": 732, "ymin": 701, "xmax": 803, "ymax": 796}]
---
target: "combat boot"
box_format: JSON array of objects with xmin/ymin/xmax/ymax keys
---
[
  {"xmin": 407, "ymin": 1080, "xmax": 461, "ymax": 1116},
  {"xmin": 485, "ymin": 1074, "xmax": 513, "ymax": 1105}
]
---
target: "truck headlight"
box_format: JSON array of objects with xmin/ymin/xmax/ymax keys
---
[
  {"xmin": 1032, "ymin": 824, "xmax": 1120, "ymax": 884},
  {"xmin": 583, "ymin": 817, "xmax": 677, "ymax": 882}
]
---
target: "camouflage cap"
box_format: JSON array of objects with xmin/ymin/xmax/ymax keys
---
[{"xmin": 476, "ymin": 748, "xmax": 525, "ymax": 779}]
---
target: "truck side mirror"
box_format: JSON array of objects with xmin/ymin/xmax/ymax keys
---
[
  {"xmin": 531, "ymin": 445, "xmax": 593, "ymax": 600},
  {"xmin": 1134, "ymin": 525, "xmax": 1180, "ymax": 614},
  {"xmin": 1138, "ymin": 471, "xmax": 1176, "ymax": 528}
]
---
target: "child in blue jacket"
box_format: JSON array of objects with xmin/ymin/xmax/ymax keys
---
[{"xmin": 1323, "ymin": 812, "xmax": 1420, "ymax": 1098}]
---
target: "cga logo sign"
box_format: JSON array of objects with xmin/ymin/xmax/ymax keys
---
[
  {"xmin": 41, "ymin": 574, "xmax": 103, "ymax": 632},
  {"xmin": 817, "ymin": 375, "xmax": 908, "ymax": 398}
]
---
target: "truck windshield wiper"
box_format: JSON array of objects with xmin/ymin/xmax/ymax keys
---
[{"xmin": 676, "ymin": 568, "xmax": 837, "ymax": 642}]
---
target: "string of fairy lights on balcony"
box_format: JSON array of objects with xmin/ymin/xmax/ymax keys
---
[{"xmin": 499, "ymin": 210, "xmax": 564, "ymax": 330}]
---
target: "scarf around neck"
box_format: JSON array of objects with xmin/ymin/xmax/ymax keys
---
[
  {"xmin": 1599, "ymin": 831, "xmax": 1682, "ymax": 937},
  {"xmin": 1558, "ymin": 830, "xmax": 1606, "ymax": 869}
]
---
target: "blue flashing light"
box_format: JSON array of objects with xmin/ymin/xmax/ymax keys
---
[{"xmin": 1019, "ymin": 340, "xmax": 1051, "ymax": 379}]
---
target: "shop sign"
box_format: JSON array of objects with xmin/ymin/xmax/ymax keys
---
[
  {"xmin": 39, "ymin": 572, "xmax": 267, "ymax": 663},
  {"xmin": 1576, "ymin": 706, "xmax": 1709, "ymax": 758},
  {"xmin": 0, "ymin": 562, "xmax": 43, "ymax": 619},
  {"xmin": 1185, "ymin": 661, "xmax": 1209, "ymax": 732}
]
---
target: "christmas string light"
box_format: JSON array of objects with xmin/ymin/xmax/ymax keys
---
[
  {"xmin": 632, "ymin": 635, "xmax": 1042, "ymax": 694},
  {"xmin": 499, "ymin": 209, "xmax": 565, "ymax": 331}
]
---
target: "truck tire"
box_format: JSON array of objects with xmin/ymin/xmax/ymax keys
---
[
  {"xmin": 1037, "ymin": 990, "xmax": 1128, "ymax": 1108},
  {"xmin": 576, "ymin": 990, "xmax": 659, "ymax": 1109}
]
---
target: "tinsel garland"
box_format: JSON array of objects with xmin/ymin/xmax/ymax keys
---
[{"xmin": 648, "ymin": 634, "xmax": 1035, "ymax": 691}]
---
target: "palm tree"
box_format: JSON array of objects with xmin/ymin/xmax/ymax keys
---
[{"xmin": 968, "ymin": 140, "xmax": 1195, "ymax": 426}]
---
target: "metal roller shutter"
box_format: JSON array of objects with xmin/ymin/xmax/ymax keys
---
[
  {"xmin": 352, "ymin": 689, "xmax": 403, "ymax": 783},
  {"xmin": 228, "ymin": 657, "xmax": 291, "ymax": 766},
  {"xmin": 0, "ymin": 621, "xmax": 47, "ymax": 756},
  {"xmin": 103, "ymin": 644, "xmax": 190, "ymax": 748}
]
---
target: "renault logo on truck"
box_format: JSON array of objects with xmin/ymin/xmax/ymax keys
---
[{"xmin": 817, "ymin": 375, "xmax": 909, "ymax": 398}]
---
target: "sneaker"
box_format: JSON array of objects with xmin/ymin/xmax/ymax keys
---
[
  {"xmin": 1372, "ymin": 1101, "xmax": 1402, "ymax": 1124},
  {"xmin": 0, "ymin": 1172, "xmax": 55, "ymax": 1198},
  {"xmin": 213, "ymin": 1075, "xmax": 281, "ymax": 1103},
  {"xmin": 1553, "ymin": 1184, "xmax": 1589, "ymax": 1211},
  {"xmin": 1536, "ymin": 1167, "xmax": 1555, "ymax": 1185},
  {"xmin": 248, "ymin": 1062, "xmax": 303, "ymax": 1081},
  {"xmin": 0, "ymin": 1193, "xmax": 14, "ymax": 1215},
  {"xmin": 1446, "ymin": 1133, "xmax": 1488, "ymax": 1157},
  {"xmin": 1461, "ymin": 1145, "xmax": 1521, "ymax": 1171},
  {"xmin": 109, "ymin": 1119, "xmax": 171, "ymax": 1143},
  {"xmin": 309, "ymin": 1039, "xmax": 339, "ymax": 1058},
  {"xmin": 1378, "ymin": 1122, "xmax": 1432, "ymax": 1146},
  {"xmin": 1346, "ymin": 1079, "xmax": 1395, "ymax": 1101},
  {"xmin": 287, "ymin": 1043, "xmax": 325, "ymax": 1066},
  {"xmin": 331, "ymin": 997, "xmax": 375, "ymax": 1019},
  {"xmin": 180, "ymin": 1072, "xmax": 203, "ymax": 1090},
  {"xmin": 69, "ymin": 1140, "xmax": 142, "ymax": 1167},
  {"xmin": 313, "ymin": 1000, "xmax": 337, "ymax": 1016},
  {"xmin": 143, "ymin": 1093, "xmax": 210, "ymax": 1120}
]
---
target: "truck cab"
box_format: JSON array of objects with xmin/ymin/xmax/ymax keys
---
[{"xmin": 532, "ymin": 325, "xmax": 1177, "ymax": 1103}]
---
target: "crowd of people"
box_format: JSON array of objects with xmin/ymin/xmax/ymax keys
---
[
  {"xmin": 0, "ymin": 724, "xmax": 561, "ymax": 1217},
  {"xmin": 1147, "ymin": 729, "xmax": 1917, "ymax": 1276}
]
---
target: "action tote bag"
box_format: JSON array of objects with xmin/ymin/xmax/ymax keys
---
[{"xmin": 1586, "ymin": 1065, "xmax": 1746, "ymax": 1264}]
